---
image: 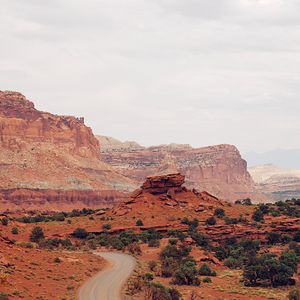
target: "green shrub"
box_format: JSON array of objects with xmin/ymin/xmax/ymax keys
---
[
  {"xmin": 205, "ymin": 217, "xmax": 216, "ymax": 226},
  {"xmin": 102, "ymin": 223, "xmax": 112, "ymax": 231},
  {"xmin": 252, "ymin": 209, "xmax": 264, "ymax": 222},
  {"xmin": 281, "ymin": 234, "xmax": 293, "ymax": 244},
  {"xmin": 243, "ymin": 252, "xmax": 297, "ymax": 287},
  {"xmin": 147, "ymin": 282, "xmax": 181, "ymax": 300},
  {"xmin": 214, "ymin": 208, "xmax": 225, "ymax": 218},
  {"xmin": 267, "ymin": 232, "xmax": 281, "ymax": 245},
  {"xmin": 54, "ymin": 257, "xmax": 61, "ymax": 263},
  {"xmin": 11, "ymin": 227, "xmax": 18, "ymax": 235},
  {"xmin": 148, "ymin": 239, "xmax": 160, "ymax": 248},
  {"xmin": 224, "ymin": 217, "xmax": 239, "ymax": 225},
  {"xmin": 168, "ymin": 238, "xmax": 178, "ymax": 246},
  {"xmin": 148, "ymin": 260, "xmax": 157, "ymax": 272},
  {"xmin": 136, "ymin": 219, "xmax": 144, "ymax": 226},
  {"xmin": 224, "ymin": 257, "xmax": 243, "ymax": 269},
  {"xmin": 109, "ymin": 237, "xmax": 125, "ymax": 250},
  {"xmin": 72, "ymin": 228, "xmax": 88, "ymax": 239},
  {"xmin": 294, "ymin": 231, "xmax": 300, "ymax": 242},
  {"xmin": 199, "ymin": 264, "xmax": 216, "ymax": 276},
  {"xmin": 30, "ymin": 226, "xmax": 45, "ymax": 242},
  {"xmin": 172, "ymin": 260, "xmax": 200, "ymax": 286},
  {"xmin": 1, "ymin": 217, "xmax": 9, "ymax": 226},
  {"xmin": 203, "ymin": 277, "xmax": 212, "ymax": 283}
]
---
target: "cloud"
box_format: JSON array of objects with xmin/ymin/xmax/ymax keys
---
[{"xmin": 0, "ymin": 0, "xmax": 299, "ymax": 152}]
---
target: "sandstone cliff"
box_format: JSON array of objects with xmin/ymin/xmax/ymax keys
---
[
  {"xmin": 99, "ymin": 136, "xmax": 264, "ymax": 202},
  {"xmin": 0, "ymin": 91, "xmax": 135, "ymax": 211},
  {"xmin": 249, "ymin": 164, "xmax": 300, "ymax": 201}
]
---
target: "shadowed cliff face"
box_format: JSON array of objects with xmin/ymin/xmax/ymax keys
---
[{"xmin": 98, "ymin": 136, "xmax": 265, "ymax": 202}]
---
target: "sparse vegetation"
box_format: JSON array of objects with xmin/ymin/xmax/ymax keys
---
[
  {"xmin": 11, "ymin": 227, "xmax": 18, "ymax": 235},
  {"xmin": 1, "ymin": 217, "xmax": 9, "ymax": 226},
  {"xmin": 72, "ymin": 228, "xmax": 88, "ymax": 239},
  {"xmin": 199, "ymin": 264, "xmax": 216, "ymax": 276},
  {"xmin": 205, "ymin": 217, "xmax": 216, "ymax": 226},
  {"xmin": 30, "ymin": 226, "xmax": 45, "ymax": 242},
  {"xmin": 136, "ymin": 219, "xmax": 144, "ymax": 226}
]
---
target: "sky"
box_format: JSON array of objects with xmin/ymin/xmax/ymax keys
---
[{"xmin": 1, "ymin": 0, "xmax": 300, "ymax": 153}]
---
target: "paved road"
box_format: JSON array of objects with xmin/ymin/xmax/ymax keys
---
[{"xmin": 78, "ymin": 252, "xmax": 136, "ymax": 300}]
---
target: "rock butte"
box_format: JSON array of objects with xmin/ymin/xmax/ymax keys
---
[
  {"xmin": 98, "ymin": 135, "xmax": 267, "ymax": 202},
  {"xmin": 109, "ymin": 173, "xmax": 223, "ymax": 218}
]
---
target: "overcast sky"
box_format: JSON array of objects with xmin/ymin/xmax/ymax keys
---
[{"xmin": 1, "ymin": 0, "xmax": 300, "ymax": 153}]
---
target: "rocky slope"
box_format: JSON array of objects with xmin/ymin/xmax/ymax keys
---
[
  {"xmin": 0, "ymin": 91, "xmax": 134, "ymax": 211},
  {"xmin": 109, "ymin": 173, "xmax": 223, "ymax": 219},
  {"xmin": 99, "ymin": 136, "xmax": 264, "ymax": 202},
  {"xmin": 249, "ymin": 164, "xmax": 300, "ymax": 201}
]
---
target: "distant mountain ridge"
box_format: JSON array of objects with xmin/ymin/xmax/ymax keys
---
[
  {"xmin": 244, "ymin": 149, "xmax": 300, "ymax": 169},
  {"xmin": 249, "ymin": 164, "xmax": 300, "ymax": 201}
]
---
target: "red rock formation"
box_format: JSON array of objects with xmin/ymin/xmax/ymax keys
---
[
  {"xmin": 0, "ymin": 91, "xmax": 99, "ymax": 158},
  {"xmin": 0, "ymin": 189, "xmax": 128, "ymax": 212},
  {"xmin": 99, "ymin": 136, "xmax": 265, "ymax": 202},
  {"xmin": 141, "ymin": 173, "xmax": 185, "ymax": 194},
  {"xmin": 0, "ymin": 91, "xmax": 135, "ymax": 211},
  {"xmin": 110, "ymin": 173, "xmax": 223, "ymax": 218}
]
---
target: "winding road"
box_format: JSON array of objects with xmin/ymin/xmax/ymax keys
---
[{"xmin": 78, "ymin": 252, "xmax": 136, "ymax": 300}]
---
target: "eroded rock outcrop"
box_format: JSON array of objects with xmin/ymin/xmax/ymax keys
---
[
  {"xmin": 100, "ymin": 136, "xmax": 265, "ymax": 202},
  {"xmin": 110, "ymin": 173, "xmax": 222, "ymax": 217},
  {"xmin": 0, "ymin": 189, "xmax": 128, "ymax": 212},
  {"xmin": 0, "ymin": 91, "xmax": 135, "ymax": 211}
]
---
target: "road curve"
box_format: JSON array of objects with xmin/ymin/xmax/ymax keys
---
[{"xmin": 78, "ymin": 252, "xmax": 136, "ymax": 300}]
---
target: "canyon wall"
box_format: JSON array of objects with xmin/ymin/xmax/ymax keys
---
[
  {"xmin": 249, "ymin": 164, "xmax": 300, "ymax": 201},
  {"xmin": 98, "ymin": 136, "xmax": 265, "ymax": 202},
  {"xmin": 0, "ymin": 91, "xmax": 134, "ymax": 211}
]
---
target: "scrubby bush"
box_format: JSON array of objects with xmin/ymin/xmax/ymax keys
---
[
  {"xmin": 72, "ymin": 228, "xmax": 88, "ymax": 239},
  {"xmin": 205, "ymin": 217, "xmax": 216, "ymax": 226},
  {"xmin": 102, "ymin": 223, "xmax": 112, "ymax": 231},
  {"xmin": 203, "ymin": 277, "xmax": 212, "ymax": 283},
  {"xmin": 148, "ymin": 239, "xmax": 160, "ymax": 248},
  {"xmin": 11, "ymin": 227, "xmax": 18, "ymax": 235},
  {"xmin": 128, "ymin": 243, "xmax": 142, "ymax": 255},
  {"xmin": 160, "ymin": 244, "xmax": 192, "ymax": 278},
  {"xmin": 243, "ymin": 252, "xmax": 298, "ymax": 287},
  {"xmin": 252, "ymin": 209, "xmax": 264, "ymax": 222},
  {"xmin": 281, "ymin": 234, "xmax": 293, "ymax": 244},
  {"xmin": 110, "ymin": 237, "xmax": 125, "ymax": 250},
  {"xmin": 258, "ymin": 203, "xmax": 270, "ymax": 214},
  {"xmin": 168, "ymin": 238, "xmax": 178, "ymax": 246},
  {"xmin": 30, "ymin": 226, "xmax": 44, "ymax": 242},
  {"xmin": 214, "ymin": 208, "xmax": 225, "ymax": 218},
  {"xmin": 199, "ymin": 264, "xmax": 216, "ymax": 276},
  {"xmin": 224, "ymin": 217, "xmax": 239, "ymax": 225},
  {"xmin": 242, "ymin": 198, "xmax": 253, "ymax": 205},
  {"xmin": 267, "ymin": 232, "xmax": 281, "ymax": 245},
  {"xmin": 136, "ymin": 219, "xmax": 144, "ymax": 226},
  {"xmin": 148, "ymin": 261, "xmax": 157, "ymax": 272},
  {"xmin": 168, "ymin": 230, "xmax": 187, "ymax": 241},
  {"xmin": 172, "ymin": 260, "xmax": 200, "ymax": 286},
  {"xmin": 146, "ymin": 282, "xmax": 181, "ymax": 300},
  {"xmin": 54, "ymin": 257, "xmax": 61, "ymax": 263},
  {"xmin": 294, "ymin": 231, "xmax": 300, "ymax": 242},
  {"xmin": 1, "ymin": 217, "xmax": 8, "ymax": 226},
  {"xmin": 190, "ymin": 232, "xmax": 210, "ymax": 248}
]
